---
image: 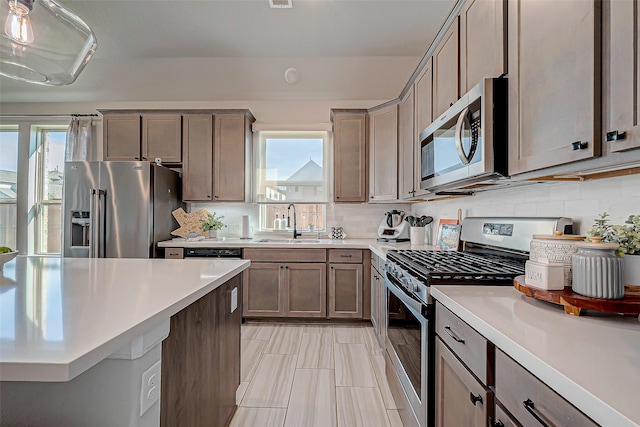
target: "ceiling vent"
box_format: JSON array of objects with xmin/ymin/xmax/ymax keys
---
[{"xmin": 269, "ymin": 0, "xmax": 292, "ymax": 8}]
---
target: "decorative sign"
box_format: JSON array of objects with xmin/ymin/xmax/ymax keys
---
[{"xmin": 171, "ymin": 208, "xmax": 209, "ymax": 237}]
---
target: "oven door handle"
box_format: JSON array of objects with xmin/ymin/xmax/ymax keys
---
[{"xmin": 384, "ymin": 273, "xmax": 426, "ymax": 317}]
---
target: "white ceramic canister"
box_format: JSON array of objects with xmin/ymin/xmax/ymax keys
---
[
  {"xmin": 529, "ymin": 233, "xmax": 585, "ymax": 287},
  {"xmin": 571, "ymin": 241, "xmax": 624, "ymax": 299}
]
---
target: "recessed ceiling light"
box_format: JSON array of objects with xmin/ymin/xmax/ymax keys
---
[
  {"xmin": 284, "ymin": 67, "xmax": 300, "ymax": 85},
  {"xmin": 269, "ymin": 0, "xmax": 292, "ymax": 9}
]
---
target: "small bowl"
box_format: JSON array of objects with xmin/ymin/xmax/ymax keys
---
[{"xmin": 0, "ymin": 251, "xmax": 18, "ymax": 271}]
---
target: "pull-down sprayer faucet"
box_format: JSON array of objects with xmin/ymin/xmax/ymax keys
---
[{"xmin": 287, "ymin": 204, "xmax": 302, "ymax": 239}]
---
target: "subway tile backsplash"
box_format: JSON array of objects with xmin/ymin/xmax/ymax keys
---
[{"xmin": 189, "ymin": 174, "xmax": 639, "ymax": 241}]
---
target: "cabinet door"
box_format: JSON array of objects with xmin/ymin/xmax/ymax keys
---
[
  {"xmin": 414, "ymin": 59, "xmax": 433, "ymax": 198},
  {"xmin": 433, "ymin": 22, "xmax": 460, "ymax": 119},
  {"xmin": 369, "ymin": 105, "xmax": 398, "ymax": 202},
  {"xmin": 399, "ymin": 89, "xmax": 416, "ymax": 200},
  {"xmin": 285, "ymin": 263, "xmax": 327, "ymax": 317},
  {"xmin": 103, "ymin": 115, "xmax": 141, "ymax": 161},
  {"xmin": 328, "ymin": 263, "xmax": 363, "ymax": 318},
  {"xmin": 435, "ymin": 338, "xmax": 491, "ymax": 427},
  {"xmin": 333, "ymin": 113, "xmax": 367, "ymax": 202},
  {"xmin": 607, "ymin": 0, "xmax": 640, "ymax": 152},
  {"xmin": 459, "ymin": 0, "xmax": 506, "ymax": 94},
  {"xmin": 182, "ymin": 114, "xmax": 213, "ymax": 201},
  {"xmin": 141, "ymin": 114, "xmax": 182, "ymax": 163},
  {"xmin": 508, "ymin": 0, "xmax": 601, "ymax": 175},
  {"xmin": 243, "ymin": 263, "xmax": 284, "ymax": 317},
  {"xmin": 214, "ymin": 114, "xmax": 247, "ymax": 201}
]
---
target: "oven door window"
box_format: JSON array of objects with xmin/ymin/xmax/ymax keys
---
[{"xmin": 387, "ymin": 289, "xmax": 422, "ymax": 397}]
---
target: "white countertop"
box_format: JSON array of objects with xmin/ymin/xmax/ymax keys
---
[
  {"xmin": 0, "ymin": 256, "xmax": 250, "ymax": 382},
  {"xmin": 431, "ymin": 285, "xmax": 640, "ymax": 427},
  {"xmin": 158, "ymin": 237, "xmax": 432, "ymax": 260}
]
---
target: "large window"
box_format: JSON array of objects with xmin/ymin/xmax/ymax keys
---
[
  {"xmin": 254, "ymin": 131, "xmax": 330, "ymax": 231},
  {"xmin": 34, "ymin": 127, "xmax": 67, "ymax": 254},
  {"xmin": 0, "ymin": 126, "xmax": 18, "ymax": 249}
]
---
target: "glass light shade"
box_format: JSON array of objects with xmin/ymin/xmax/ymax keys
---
[{"xmin": 0, "ymin": 0, "xmax": 97, "ymax": 85}]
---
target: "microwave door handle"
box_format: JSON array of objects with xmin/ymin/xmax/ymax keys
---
[{"xmin": 454, "ymin": 107, "xmax": 472, "ymax": 165}]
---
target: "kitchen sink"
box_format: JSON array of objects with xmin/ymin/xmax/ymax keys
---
[{"xmin": 253, "ymin": 239, "xmax": 322, "ymax": 244}]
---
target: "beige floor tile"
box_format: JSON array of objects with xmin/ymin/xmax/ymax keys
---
[
  {"xmin": 284, "ymin": 369, "xmax": 337, "ymax": 427},
  {"xmin": 264, "ymin": 325, "xmax": 304, "ymax": 354},
  {"xmin": 334, "ymin": 343, "xmax": 377, "ymax": 387},
  {"xmin": 230, "ymin": 407, "xmax": 287, "ymax": 427},
  {"xmin": 297, "ymin": 332, "xmax": 334, "ymax": 369},
  {"xmin": 242, "ymin": 324, "xmax": 275, "ymax": 341},
  {"xmin": 386, "ymin": 410, "xmax": 403, "ymax": 427},
  {"xmin": 363, "ymin": 327, "xmax": 384, "ymax": 356},
  {"xmin": 371, "ymin": 354, "xmax": 397, "ymax": 409},
  {"xmin": 241, "ymin": 339, "xmax": 266, "ymax": 382},
  {"xmin": 241, "ymin": 354, "xmax": 298, "ymax": 408},
  {"xmin": 334, "ymin": 326, "xmax": 365, "ymax": 344},
  {"xmin": 302, "ymin": 324, "xmax": 333, "ymax": 334},
  {"xmin": 336, "ymin": 387, "xmax": 391, "ymax": 427},
  {"xmin": 236, "ymin": 382, "xmax": 250, "ymax": 405}
]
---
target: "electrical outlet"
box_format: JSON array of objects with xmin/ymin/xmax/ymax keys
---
[
  {"xmin": 231, "ymin": 287, "xmax": 238, "ymax": 313},
  {"xmin": 140, "ymin": 360, "xmax": 161, "ymax": 416}
]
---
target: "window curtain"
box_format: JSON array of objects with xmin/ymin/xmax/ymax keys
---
[{"xmin": 65, "ymin": 117, "xmax": 93, "ymax": 161}]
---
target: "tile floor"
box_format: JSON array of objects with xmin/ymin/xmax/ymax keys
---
[{"xmin": 231, "ymin": 323, "xmax": 403, "ymax": 427}]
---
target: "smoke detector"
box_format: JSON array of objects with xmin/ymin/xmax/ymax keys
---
[{"xmin": 269, "ymin": 0, "xmax": 292, "ymax": 8}]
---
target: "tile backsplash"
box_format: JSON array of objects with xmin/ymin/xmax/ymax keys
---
[
  {"xmin": 190, "ymin": 174, "xmax": 638, "ymax": 241},
  {"xmin": 411, "ymin": 174, "xmax": 640, "ymax": 238}
]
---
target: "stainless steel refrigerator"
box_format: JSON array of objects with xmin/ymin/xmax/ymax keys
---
[{"xmin": 63, "ymin": 161, "xmax": 182, "ymax": 258}]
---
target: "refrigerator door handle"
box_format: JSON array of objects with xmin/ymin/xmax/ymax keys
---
[{"xmin": 90, "ymin": 189, "xmax": 106, "ymax": 258}]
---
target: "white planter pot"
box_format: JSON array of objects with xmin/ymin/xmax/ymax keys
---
[
  {"xmin": 623, "ymin": 255, "xmax": 640, "ymax": 286},
  {"xmin": 208, "ymin": 230, "xmax": 218, "ymax": 239}
]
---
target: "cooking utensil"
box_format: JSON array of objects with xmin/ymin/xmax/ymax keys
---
[
  {"xmin": 404, "ymin": 216, "xmax": 416, "ymax": 226},
  {"xmin": 417, "ymin": 216, "xmax": 433, "ymax": 227}
]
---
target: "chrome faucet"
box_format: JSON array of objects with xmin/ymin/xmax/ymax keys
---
[{"xmin": 287, "ymin": 203, "xmax": 302, "ymax": 239}]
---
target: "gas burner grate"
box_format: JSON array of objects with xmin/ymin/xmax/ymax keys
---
[{"xmin": 386, "ymin": 249, "xmax": 525, "ymax": 284}]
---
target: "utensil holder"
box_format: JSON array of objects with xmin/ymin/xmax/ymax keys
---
[{"xmin": 410, "ymin": 226, "xmax": 425, "ymax": 245}]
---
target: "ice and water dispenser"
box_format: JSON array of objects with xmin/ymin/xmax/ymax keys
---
[{"xmin": 70, "ymin": 211, "xmax": 90, "ymax": 247}]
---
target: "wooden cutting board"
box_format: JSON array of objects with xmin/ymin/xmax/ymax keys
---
[{"xmin": 171, "ymin": 208, "xmax": 210, "ymax": 237}]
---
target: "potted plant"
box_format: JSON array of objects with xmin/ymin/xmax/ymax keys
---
[
  {"xmin": 201, "ymin": 212, "xmax": 226, "ymax": 239},
  {"xmin": 587, "ymin": 213, "xmax": 640, "ymax": 285}
]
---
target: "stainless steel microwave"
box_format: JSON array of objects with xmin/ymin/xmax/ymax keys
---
[{"xmin": 419, "ymin": 78, "xmax": 508, "ymax": 193}]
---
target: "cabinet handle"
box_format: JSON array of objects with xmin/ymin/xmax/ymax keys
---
[
  {"xmin": 570, "ymin": 141, "xmax": 588, "ymax": 150},
  {"xmin": 280, "ymin": 265, "xmax": 284, "ymax": 269},
  {"xmin": 142, "ymin": 156, "xmax": 147, "ymax": 160},
  {"xmin": 285, "ymin": 265, "xmax": 289, "ymax": 269},
  {"xmin": 371, "ymin": 195, "xmax": 374, "ymax": 199},
  {"xmin": 135, "ymin": 157, "xmax": 140, "ymax": 160},
  {"xmin": 489, "ymin": 417, "xmax": 504, "ymax": 427},
  {"xmin": 469, "ymin": 392, "xmax": 483, "ymax": 406},
  {"xmin": 606, "ymin": 130, "xmax": 626, "ymax": 142},
  {"xmin": 214, "ymin": 195, "xmax": 219, "ymax": 198},
  {"xmin": 331, "ymin": 266, "xmax": 334, "ymax": 270},
  {"xmin": 340, "ymin": 254, "xmax": 353, "ymax": 258},
  {"xmin": 444, "ymin": 326, "xmax": 465, "ymax": 344},
  {"xmin": 523, "ymin": 399, "xmax": 551, "ymax": 427}
]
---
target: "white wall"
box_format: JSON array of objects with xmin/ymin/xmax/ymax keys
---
[{"xmin": 411, "ymin": 174, "xmax": 640, "ymax": 238}]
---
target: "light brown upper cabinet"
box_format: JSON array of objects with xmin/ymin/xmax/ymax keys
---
[
  {"xmin": 459, "ymin": 0, "xmax": 506, "ymax": 95},
  {"xmin": 141, "ymin": 114, "xmax": 182, "ymax": 163},
  {"xmin": 508, "ymin": 0, "xmax": 601, "ymax": 175},
  {"xmin": 332, "ymin": 111, "xmax": 367, "ymax": 202},
  {"xmin": 102, "ymin": 114, "xmax": 141, "ymax": 161},
  {"xmin": 606, "ymin": 0, "xmax": 640, "ymax": 153},
  {"xmin": 399, "ymin": 89, "xmax": 416, "ymax": 200},
  {"xmin": 182, "ymin": 114, "xmax": 213, "ymax": 201},
  {"xmin": 214, "ymin": 114, "xmax": 251, "ymax": 202},
  {"xmin": 433, "ymin": 21, "xmax": 460, "ymax": 119},
  {"xmin": 369, "ymin": 104, "xmax": 398, "ymax": 202}
]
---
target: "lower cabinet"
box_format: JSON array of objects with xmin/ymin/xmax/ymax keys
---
[
  {"xmin": 370, "ymin": 251, "xmax": 386, "ymax": 344},
  {"xmin": 328, "ymin": 262, "xmax": 363, "ymax": 318},
  {"xmin": 494, "ymin": 349, "xmax": 598, "ymax": 427},
  {"xmin": 435, "ymin": 337, "xmax": 492, "ymax": 427},
  {"xmin": 161, "ymin": 274, "xmax": 241, "ymax": 427}
]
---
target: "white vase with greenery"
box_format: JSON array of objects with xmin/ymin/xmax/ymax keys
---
[
  {"xmin": 201, "ymin": 212, "xmax": 226, "ymax": 239},
  {"xmin": 587, "ymin": 213, "xmax": 640, "ymax": 285}
]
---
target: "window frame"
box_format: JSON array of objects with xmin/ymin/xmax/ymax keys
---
[{"xmin": 0, "ymin": 126, "xmax": 19, "ymax": 250}]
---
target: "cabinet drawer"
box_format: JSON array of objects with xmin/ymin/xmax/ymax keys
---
[
  {"xmin": 164, "ymin": 248, "xmax": 184, "ymax": 259},
  {"xmin": 493, "ymin": 402, "xmax": 518, "ymax": 427},
  {"xmin": 436, "ymin": 303, "xmax": 491, "ymax": 384},
  {"xmin": 328, "ymin": 249, "xmax": 362, "ymax": 263},
  {"xmin": 495, "ymin": 349, "xmax": 598, "ymax": 427},
  {"xmin": 243, "ymin": 248, "xmax": 326, "ymax": 263}
]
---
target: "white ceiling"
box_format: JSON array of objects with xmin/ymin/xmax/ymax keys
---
[{"xmin": 0, "ymin": 0, "xmax": 456, "ymax": 104}]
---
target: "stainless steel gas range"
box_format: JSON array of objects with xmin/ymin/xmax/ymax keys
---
[{"xmin": 382, "ymin": 217, "xmax": 573, "ymax": 427}]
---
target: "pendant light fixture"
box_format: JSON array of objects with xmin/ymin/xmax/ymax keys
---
[{"xmin": 0, "ymin": 0, "xmax": 97, "ymax": 85}]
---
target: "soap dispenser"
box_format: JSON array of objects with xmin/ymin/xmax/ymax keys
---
[{"xmin": 274, "ymin": 211, "xmax": 281, "ymax": 230}]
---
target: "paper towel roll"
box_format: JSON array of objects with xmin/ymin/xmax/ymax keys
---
[{"xmin": 241, "ymin": 215, "xmax": 250, "ymax": 239}]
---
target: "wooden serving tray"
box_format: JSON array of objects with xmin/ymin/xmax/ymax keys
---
[{"xmin": 513, "ymin": 276, "xmax": 640, "ymax": 316}]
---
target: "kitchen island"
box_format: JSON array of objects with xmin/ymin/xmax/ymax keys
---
[
  {"xmin": 0, "ymin": 256, "xmax": 250, "ymax": 426},
  {"xmin": 431, "ymin": 285, "xmax": 640, "ymax": 427}
]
